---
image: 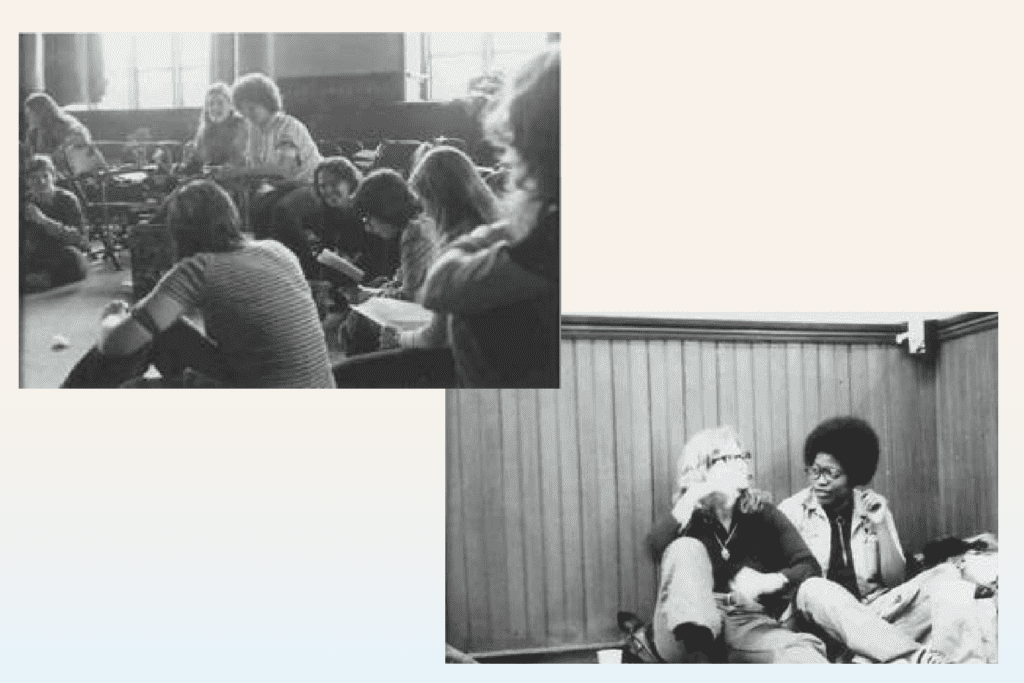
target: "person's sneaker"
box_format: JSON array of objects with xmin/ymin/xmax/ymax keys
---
[{"xmin": 908, "ymin": 646, "xmax": 947, "ymax": 663}]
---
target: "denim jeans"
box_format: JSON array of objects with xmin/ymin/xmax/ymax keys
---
[{"xmin": 652, "ymin": 537, "xmax": 828, "ymax": 663}]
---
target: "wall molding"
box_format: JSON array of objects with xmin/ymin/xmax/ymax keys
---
[
  {"xmin": 934, "ymin": 312, "xmax": 998, "ymax": 341},
  {"xmin": 561, "ymin": 315, "xmax": 904, "ymax": 345}
]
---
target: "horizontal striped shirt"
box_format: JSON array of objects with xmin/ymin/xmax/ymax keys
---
[{"xmin": 150, "ymin": 240, "xmax": 335, "ymax": 387}]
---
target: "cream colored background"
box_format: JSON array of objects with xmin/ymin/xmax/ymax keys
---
[{"xmin": 4, "ymin": 4, "xmax": 1021, "ymax": 678}]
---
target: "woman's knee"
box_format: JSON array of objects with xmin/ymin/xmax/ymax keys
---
[
  {"xmin": 662, "ymin": 537, "xmax": 709, "ymax": 564},
  {"xmin": 796, "ymin": 576, "xmax": 843, "ymax": 610}
]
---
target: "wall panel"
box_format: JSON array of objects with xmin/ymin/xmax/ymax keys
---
[{"xmin": 447, "ymin": 317, "xmax": 997, "ymax": 655}]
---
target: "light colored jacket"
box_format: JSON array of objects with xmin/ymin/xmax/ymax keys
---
[
  {"xmin": 245, "ymin": 112, "xmax": 322, "ymax": 183},
  {"xmin": 777, "ymin": 486, "xmax": 905, "ymax": 601}
]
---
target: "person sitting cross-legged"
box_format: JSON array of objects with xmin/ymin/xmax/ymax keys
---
[{"xmin": 61, "ymin": 180, "xmax": 335, "ymax": 388}]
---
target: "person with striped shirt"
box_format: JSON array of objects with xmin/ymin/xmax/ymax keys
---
[{"xmin": 61, "ymin": 180, "xmax": 335, "ymax": 388}]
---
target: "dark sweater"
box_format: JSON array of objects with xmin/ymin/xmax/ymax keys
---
[
  {"xmin": 647, "ymin": 500, "xmax": 822, "ymax": 618},
  {"xmin": 22, "ymin": 188, "xmax": 84, "ymax": 258}
]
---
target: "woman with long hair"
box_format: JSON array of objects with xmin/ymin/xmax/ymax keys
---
[
  {"xmin": 23, "ymin": 92, "xmax": 100, "ymax": 178},
  {"xmin": 61, "ymin": 180, "xmax": 335, "ymax": 388},
  {"xmin": 418, "ymin": 46, "xmax": 560, "ymax": 388},
  {"xmin": 192, "ymin": 82, "xmax": 247, "ymax": 167},
  {"xmin": 378, "ymin": 145, "xmax": 500, "ymax": 350}
]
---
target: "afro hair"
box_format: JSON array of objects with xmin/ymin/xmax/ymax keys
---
[{"xmin": 802, "ymin": 416, "xmax": 880, "ymax": 487}]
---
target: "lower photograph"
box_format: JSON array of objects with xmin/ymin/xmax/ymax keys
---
[{"xmin": 445, "ymin": 312, "xmax": 998, "ymax": 663}]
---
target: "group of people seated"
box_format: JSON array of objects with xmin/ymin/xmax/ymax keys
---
[
  {"xmin": 620, "ymin": 416, "xmax": 996, "ymax": 664},
  {"xmin": 22, "ymin": 45, "xmax": 560, "ymax": 388}
]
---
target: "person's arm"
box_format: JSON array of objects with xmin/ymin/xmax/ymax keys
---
[
  {"xmin": 287, "ymin": 117, "xmax": 323, "ymax": 184},
  {"xmin": 862, "ymin": 490, "xmax": 906, "ymax": 587},
  {"xmin": 396, "ymin": 312, "xmax": 448, "ymax": 349},
  {"xmin": 229, "ymin": 120, "xmax": 249, "ymax": 167},
  {"xmin": 97, "ymin": 258, "xmax": 203, "ymax": 356},
  {"xmin": 24, "ymin": 204, "xmax": 83, "ymax": 247},
  {"xmin": 400, "ymin": 223, "xmax": 437, "ymax": 301},
  {"xmin": 420, "ymin": 238, "xmax": 552, "ymax": 313},
  {"xmin": 766, "ymin": 504, "xmax": 823, "ymax": 591}
]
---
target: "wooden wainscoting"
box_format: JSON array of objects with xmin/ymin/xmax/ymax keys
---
[{"xmin": 446, "ymin": 314, "xmax": 997, "ymax": 655}]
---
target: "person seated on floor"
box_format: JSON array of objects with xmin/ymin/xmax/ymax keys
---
[
  {"xmin": 349, "ymin": 168, "xmax": 436, "ymax": 302},
  {"xmin": 20, "ymin": 155, "xmax": 89, "ymax": 293},
  {"xmin": 61, "ymin": 180, "xmax": 335, "ymax": 388},
  {"xmin": 221, "ymin": 72, "xmax": 324, "ymax": 237},
  {"xmin": 23, "ymin": 92, "xmax": 95, "ymax": 179},
  {"xmin": 641, "ymin": 426, "xmax": 828, "ymax": 663},
  {"xmin": 779, "ymin": 416, "xmax": 985, "ymax": 662},
  {"xmin": 378, "ymin": 145, "xmax": 500, "ymax": 352},
  {"xmin": 418, "ymin": 46, "xmax": 559, "ymax": 388},
  {"xmin": 192, "ymin": 82, "xmax": 248, "ymax": 168},
  {"xmin": 330, "ymin": 147, "xmax": 500, "ymax": 387},
  {"xmin": 271, "ymin": 156, "xmax": 396, "ymax": 290}
]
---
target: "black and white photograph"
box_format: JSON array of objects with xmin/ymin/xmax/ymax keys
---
[
  {"xmin": 18, "ymin": 32, "xmax": 559, "ymax": 388},
  {"xmin": 445, "ymin": 313, "xmax": 998, "ymax": 663}
]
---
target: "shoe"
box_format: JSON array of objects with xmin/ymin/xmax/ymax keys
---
[{"xmin": 617, "ymin": 611, "xmax": 660, "ymax": 663}]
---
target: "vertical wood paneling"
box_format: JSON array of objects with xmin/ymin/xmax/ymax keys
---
[
  {"xmin": 499, "ymin": 390, "xmax": 527, "ymax": 643},
  {"xmin": 936, "ymin": 328, "xmax": 997, "ymax": 539},
  {"xmin": 557, "ymin": 341, "xmax": 585, "ymax": 642},
  {"xmin": 447, "ymin": 327, "xmax": 997, "ymax": 654},
  {"xmin": 446, "ymin": 391, "xmax": 469, "ymax": 647}
]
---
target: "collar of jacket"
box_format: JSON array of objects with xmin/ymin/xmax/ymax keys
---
[{"xmin": 799, "ymin": 486, "xmax": 873, "ymax": 535}]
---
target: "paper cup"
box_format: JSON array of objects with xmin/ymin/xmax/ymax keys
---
[{"xmin": 596, "ymin": 649, "xmax": 622, "ymax": 664}]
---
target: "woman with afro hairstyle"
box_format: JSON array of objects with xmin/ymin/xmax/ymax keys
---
[{"xmin": 780, "ymin": 416, "xmax": 983, "ymax": 662}]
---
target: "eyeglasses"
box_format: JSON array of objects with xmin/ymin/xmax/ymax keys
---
[
  {"xmin": 706, "ymin": 451, "xmax": 752, "ymax": 468},
  {"xmin": 807, "ymin": 465, "xmax": 845, "ymax": 481}
]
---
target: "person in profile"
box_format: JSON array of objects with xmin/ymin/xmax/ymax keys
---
[{"xmin": 419, "ymin": 46, "xmax": 560, "ymax": 388}]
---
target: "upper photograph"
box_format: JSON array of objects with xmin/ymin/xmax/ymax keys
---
[{"xmin": 18, "ymin": 32, "xmax": 560, "ymax": 388}]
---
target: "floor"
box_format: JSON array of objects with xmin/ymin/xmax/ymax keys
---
[{"xmin": 20, "ymin": 256, "xmax": 135, "ymax": 388}]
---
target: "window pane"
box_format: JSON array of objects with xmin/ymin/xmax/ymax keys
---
[
  {"xmin": 179, "ymin": 32, "xmax": 210, "ymax": 68},
  {"xmin": 491, "ymin": 52, "xmax": 543, "ymax": 81},
  {"xmin": 492, "ymin": 32, "xmax": 548, "ymax": 53},
  {"xmin": 136, "ymin": 33, "xmax": 174, "ymax": 68},
  {"xmin": 138, "ymin": 69, "xmax": 174, "ymax": 108},
  {"xmin": 181, "ymin": 68, "xmax": 208, "ymax": 107},
  {"xmin": 99, "ymin": 68, "xmax": 133, "ymax": 110},
  {"xmin": 430, "ymin": 55, "xmax": 484, "ymax": 100},
  {"xmin": 429, "ymin": 32, "xmax": 485, "ymax": 56}
]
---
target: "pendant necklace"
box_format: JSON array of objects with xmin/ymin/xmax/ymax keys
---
[{"xmin": 715, "ymin": 523, "xmax": 738, "ymax": 561}]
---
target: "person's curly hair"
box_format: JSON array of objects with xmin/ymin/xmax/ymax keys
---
[
  {"xmin": 166, "ymin": 180, "xmax": 244, "ymax": 258},
  {"xmin": 314, "ymin": 157, "xmax": 363, "ymax": 202},
  {"xmin": 351, "ymin": 168, "xmax": 421, "ymax": 229},
  {"xmin": 803, "ymin": 416, "xmax": 880, "ymax": 487},
  {"xmin": 231, "ymin": 72, "xmax": 283, "ymax": 115}
]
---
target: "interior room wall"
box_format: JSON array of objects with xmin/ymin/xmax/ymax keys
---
[{"xmin": 445, "ymin": 314, "xmax": 998, "ymax": 655}]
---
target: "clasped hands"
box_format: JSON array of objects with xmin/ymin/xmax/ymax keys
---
[{"xmin": 729, "ymin": 567, "xmax": 788, "ymax": 607}]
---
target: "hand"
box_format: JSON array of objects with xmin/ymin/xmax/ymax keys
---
[
  {"xmin": 861, "ymin": 490, "xmax": 888, "ymax": 527},
  {"xmin": 379, "ymin": 326, "xmax": 401, "ymax": 350},
  {"xmin": 671, "ymin": 481, "xmax": 717, "ymax": 526},
  {"xmin": 729, "ymin": 567, "xmax": 788, "ymax": 604},
  {"xmin": 101, "ymin": 300, "xmax": 131, "ymax": 320}
]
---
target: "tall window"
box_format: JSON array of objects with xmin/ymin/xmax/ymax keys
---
[
  {"xmin": 99, "ymin": 33, "xmax": 210, "ymax": 109},
  {"xmin": 410, "ymin": 33, "xmax": 550, "ymax": 101}
]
